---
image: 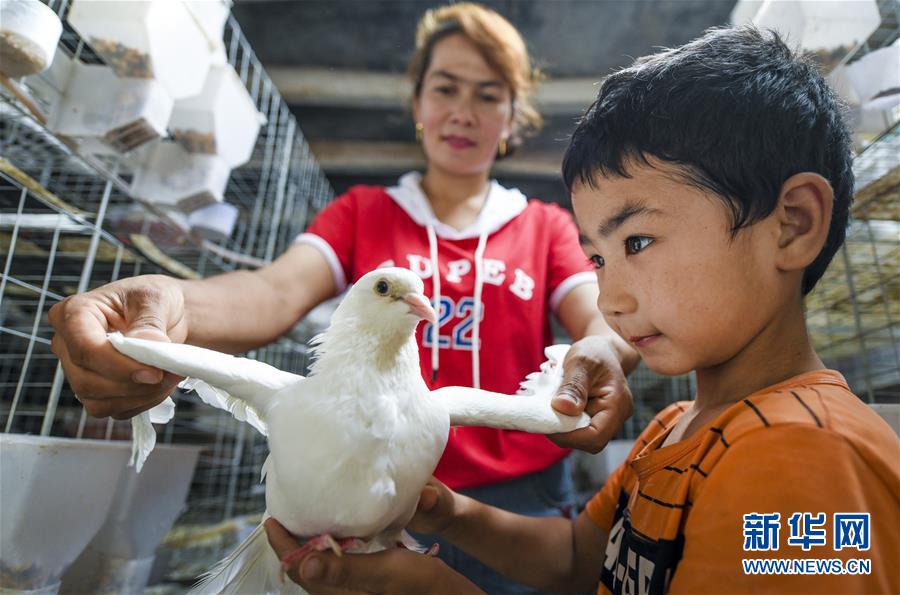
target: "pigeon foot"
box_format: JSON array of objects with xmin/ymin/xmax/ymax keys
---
[{"xmin": 280, "ymin": 534, "xmax": 363, "ymax": 571}]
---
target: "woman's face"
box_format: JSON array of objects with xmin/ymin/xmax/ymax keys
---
[{"xmin": 414, "ymin": 33, "xmax": 514, "ymax": 178}]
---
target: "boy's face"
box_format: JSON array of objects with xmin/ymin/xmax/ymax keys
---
[{"xmin": 573, "ymin": 161, "xmax": 786, "ymax": 377}]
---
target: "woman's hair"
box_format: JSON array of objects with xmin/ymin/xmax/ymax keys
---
[{"xmin": 407, "ymin": 2, "xmax": 542, "ymax": 157}]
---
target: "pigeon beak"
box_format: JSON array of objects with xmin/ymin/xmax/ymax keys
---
[{"xmin": 403, "ymin": 292, "xmax": 437, "ymax": 323}]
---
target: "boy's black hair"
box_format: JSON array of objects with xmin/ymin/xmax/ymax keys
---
[{"xmin": 562, "ymin": 26, "xmax": 854, "ymax": 295}]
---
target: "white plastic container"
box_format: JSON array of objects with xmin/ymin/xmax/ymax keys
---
[
  {"xmin": 188, "ymin": 201, "xmax": 239, "ymax": 242},
  {"xmin": 59, "ymin": 444, "xmax": 202, "ymax": 595},
  {"xmin": 0, "ymin": 0, "xmax": 63, "ymax": 77},
  {"xmin": 67, "ymin": 0, "xmax": 212, "ymax": 99},
  {"xmin": 0, "ymin": 435, "xmax": 131, "ymax": 594},
  {"xmin": 183, "ymin": 0, "xmax": 231, "ymax": 49},
  {"xmin": 168, "ymin": 63, "xmax": 264, "ymax": 167},
  {"xmin": 745, "ymin": 0, "xmax": 881, "ymax": 71},
  {"xmin": 131, "ymin": 141, "xmax": 231, "ymax": 212},
  {"xmin": 52, "ymin": 63, "xmax": 173, "ymax": 154}
]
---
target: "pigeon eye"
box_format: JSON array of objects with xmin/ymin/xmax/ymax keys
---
[{"xmin": 375, "ymin": 280, "xmax": 390, "ymax": 295}]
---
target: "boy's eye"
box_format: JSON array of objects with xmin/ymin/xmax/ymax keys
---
[
  {"xmin": 625, "ymin": 236, "xmax": 654, "ymax": 255},
  {"xmin": 480, "ymin": 94, "xmax": 500, "ymax": 103},
  {"xmin": 587, "ymin": 255, "xmax": 605, "ymax": 269}
]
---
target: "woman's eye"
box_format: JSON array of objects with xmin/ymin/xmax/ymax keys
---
[
  {"xmin": 625, "ymin": 236, "xmax": 654, "ymax": 255},
  {"xmin": 587, "ymin": 255, "xmax": 605, "ymax": 269},
  {"xmin": 435, "ymin": 85, "xmax": 455, "ymax": 95}
]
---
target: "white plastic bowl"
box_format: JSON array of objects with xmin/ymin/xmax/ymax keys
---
[
  {"xmin": 0, "ymin": 435, "xmax": 131, "ymax": 594},
  {"xmin": 0, "ymin": 0, "xmax": 63, "ymax": 77},
  {"xmin": 59, "ymin": 444, "xmax": 202, "ymax": 594}
]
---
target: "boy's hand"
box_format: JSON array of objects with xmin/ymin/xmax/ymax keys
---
[
  {"xmin": 407, "ymin": 478, "xmax": 457, "ymax": 535},
  {"xmin": 265, "ymin": 518, "xmax": 483, "ymax": 594},
  {"xmin": 549, "ymin": 336, "xmax": 634, "ymax": 453}
]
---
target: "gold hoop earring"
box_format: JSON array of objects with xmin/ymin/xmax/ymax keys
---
[
  {"xmin": 415, "ymin": 122, "xmax": 423, "ymax": 143},
  {"xmin": 498, "ymin": 138, "xmax": 508, "ymax": 157}
]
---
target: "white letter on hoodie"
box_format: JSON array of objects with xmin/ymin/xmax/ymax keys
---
[
  {"xmin": 509, "ymin": 268, "xmax": 535, "ymax": 300},
  {"xmin": 446, "ymin": 259, "xmax": 471, "ymax": 283},
  {"xmin": 483, "ymin": 259, "xmax": 506, "ymax": 286},
  {"xmin": 407, "ymin": 254, "xmax": 433, "ymax": 279}
]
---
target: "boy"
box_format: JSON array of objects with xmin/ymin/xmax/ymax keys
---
[{"xmin": 268, "ymin": 26, "xmax": 900, "ymax": 594}]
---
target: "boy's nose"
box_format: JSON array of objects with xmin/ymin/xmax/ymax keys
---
[{"xmin": 597, "ymin": 274, "xmax": 638, "ymax": 318}]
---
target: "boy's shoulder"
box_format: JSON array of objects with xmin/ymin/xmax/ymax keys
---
[{"xmin": 708, "ymin": 370, "xmax": 899, "ymax": 479}]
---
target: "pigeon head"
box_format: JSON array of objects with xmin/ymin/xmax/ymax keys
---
[{"xmin": 336, "ymin": 267, "xmax": 437, "ymax": 332}]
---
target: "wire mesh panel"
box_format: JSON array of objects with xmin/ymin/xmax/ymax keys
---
[
  {"xmin": 1, "ymin": 1, "xmax": 334, "ymax": 583},
  {"xmin": 808, "ymin": 124, "xmax": 900, "ymax": 403}
]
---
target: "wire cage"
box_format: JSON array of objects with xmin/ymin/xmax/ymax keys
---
[
  {"xmin": 1, "ymin": 0, "xmax": 333, "ymax": 585},
  {"xmin": 1, "ymin": 0, "xmax": 898, "ymax": 589}
]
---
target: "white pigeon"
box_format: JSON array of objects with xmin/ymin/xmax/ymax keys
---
[{"xmin": 109, "ymin": 267, "xmax": 589, "ymax": 594}]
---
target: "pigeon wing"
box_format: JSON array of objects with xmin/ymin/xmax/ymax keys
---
[
  {"xmin": 431, "ymin": 344, "xmax": 590, "ymax": 434},
  {"xmin": 109, "ymin": 332, "xmax": 303, "ymax": 471}
]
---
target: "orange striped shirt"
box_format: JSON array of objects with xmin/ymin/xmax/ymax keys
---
[{"xmin": 586, "ymin": 370, "xmax": 900, "ymax": 594}]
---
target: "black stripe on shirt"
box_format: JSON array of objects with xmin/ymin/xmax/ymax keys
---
[
  {"xmin": 689, "ymin": 463, "xmax": 708, "ymax": 478},
  {"xmin": 638, "ymin": 490, "xmax": 691, "ymax": 509},
  {"xmin": 663, "ymin": 465, "xmax": 684, "ymax": 474},
  {"xmin": 791, "ymin": 390, "xmax": 823, "ymax": 427},
  {"xmin": 743, "ymin": 398, "xmax": 770, "ymax": 427},
  {"xmin": 710, "ymin": 427, "xmax": 730, "ymax": 448}
]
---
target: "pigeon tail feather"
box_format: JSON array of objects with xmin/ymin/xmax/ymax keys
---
[{"xmin": 190, "ymin": 521, "xmax": 300, "ymax": 594}]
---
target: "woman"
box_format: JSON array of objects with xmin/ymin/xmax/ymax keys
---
[{"xmin": 49, "ymin": 3, "xmax": 636, "ymax": 593}]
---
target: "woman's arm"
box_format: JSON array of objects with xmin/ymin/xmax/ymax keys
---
[
  {"xmin": 180, "ymin": 243, "xmax": 336, "ymax": 352},
  {"xmin": 49, "ymin": 243, "xmax": 335, "ymax": 418}
]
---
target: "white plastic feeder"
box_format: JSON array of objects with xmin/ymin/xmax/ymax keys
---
[
  {"xmin": 0, "ymin": 0, "xmax": 63, "ymax": 77},
  {"xmin": 0, "ymin": 435, "xmax": 131, "ymax": 594},
  {"xmin": 743, "ymin": 0, "xmax": 881, "ymax": 71},
  {"xmin": 188, "ymin": 201, "xmax": 239, "ymax": 242},
  {"xmin": 66, "ymin": 0, "xmax": 212, "ymax": 100},
  {"xmin": 59, "ymin": 444, "xmax": 202, "ymax": 595},
  {"xmin": 168, "ymin": 63, "xmax": 264, "ymax": 168},
  {"xmin": 52, "ymin": 63, "xmax": 173, "ymax": 154},
  {"xmin": 131, "ymin": 141, "xmax": 231, "ymax": 212},
  {"xmin": 183, "ymin": 0, "xmax": 231, "ymax": 50}
]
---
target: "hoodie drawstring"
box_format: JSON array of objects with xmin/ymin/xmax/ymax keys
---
[
  {"xmin": 471, "ymin": 228, "xmax": 488, "ymax": 389},
  {"xmin": 426, "ymin": 220, "xmax": 441, "ymax": 382},
  {"xmin": 424, "ymin": 183, "xmax": 491, "ymax": 388}
]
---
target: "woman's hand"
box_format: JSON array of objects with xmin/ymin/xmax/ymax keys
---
[
  {"xmin": 265, "ymin": 518, "xmax": 483, "ymax": 595},
  {"xmin": 48, "ymin": 275, "xmax": 188, "ymax": 419},
  {"xmin": 548, "ymin": 335, "xmax": 634, "ymax": 453}
]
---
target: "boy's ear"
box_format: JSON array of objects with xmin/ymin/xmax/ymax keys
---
[{"xmin": 773, "ymin": 173, "xmax": 833, "ymax": 272}]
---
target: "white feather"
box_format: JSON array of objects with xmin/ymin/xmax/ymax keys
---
[
  {"xmin": 432, "ymin": 344, "xmax": 591, "ymax": 433},
  {"xmin": 107, "ymin": 332, "xmax": 303, "ymax": 410},
  {"xmin": 180, "ymin": 378, "xmax": 268, "ymax": 436},
  {"xmin": 190, "ymin": 522, "xmax": 297, "ymax": 595},
  {"xmin": 129, "ymin": 411, "xmax": 155, "ymax": 473},
  {"xmin": 128, "ymin": 397, "xmax": 177, "ymax": 472}
]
